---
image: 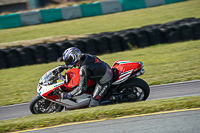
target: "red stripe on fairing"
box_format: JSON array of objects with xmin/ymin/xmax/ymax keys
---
[
  {"xmin": 115, "ymin": 75, "xmax": 129, "ymax": 83},
  {"xmin": 119, "ymin": 71, "xmax": 132, "ymax": 79},
  {"xmin": 44, "ymin": 95, "xmax": 73, "ymax": 107},
  {"xmin": 119, "ymin": 74, "xmax": 130, "ymax": 80},
  {"xmin": 45, "ymin": 95, "xmax": 59, "ymax": 100}
]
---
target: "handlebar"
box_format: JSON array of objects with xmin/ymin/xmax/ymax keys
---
[
  {"xmin": 52, "ymin": 65, "xmax": 69, "ymax": 82},
  {"xmin": 61, "ymin": 66, "xmax": 68, "ymax": 69}
]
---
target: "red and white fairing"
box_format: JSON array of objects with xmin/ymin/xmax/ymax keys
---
[
  {"xmin": 112, "ymin": 60, "xmax": 144, "ymax": 85},
  {"xmin": 37, "ymin": 60, "xmax": 144, "ymax": 109},
  {"xmin": 37, "ymin": 67, "xmax": 95, "ymax": 109}
]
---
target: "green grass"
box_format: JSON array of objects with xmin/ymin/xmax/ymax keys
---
[
  {"xmin": 0, "ymin": 95, "xmax": 200, "ymax": 133},
  {"xmin": 0, "ymin": 40, "xmax": 200, "ymax": 106},
  {"xmin": 0, "ymin": 0, "xmax": 200, "ymax": 44}
]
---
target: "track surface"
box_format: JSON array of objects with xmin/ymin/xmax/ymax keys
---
[
  {"xmin": 19, "ymin": 108, "xmax": 200, "ymax": 133},
  {"xmin": 0, "ymin": 80, "xmax": 200, "ymax": 121}
]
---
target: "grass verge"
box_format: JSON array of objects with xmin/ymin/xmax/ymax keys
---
[
  {"xmin": 0, "ymin": 40, "xmax": 200, "ymax": 106},
  {"xmin": 0, "ymin": 0, "xmax": 200, "ymax": 45},
  {"xmin": 0, "ymin": 95, "xmax": 200, "ymax": 133}
]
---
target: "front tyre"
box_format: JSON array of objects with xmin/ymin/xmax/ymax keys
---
[
  {"xmin": 29, "ymin": 94, "xmax": 64, "ymax": 114},
  {"xmin": 117, "ymin": 78, "xmax": 150, "ymax": 102}
]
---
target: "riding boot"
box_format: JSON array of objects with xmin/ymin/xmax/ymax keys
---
[{"xmin": 89, "ymin": 98, "xmax": 99, "ymax": 107}]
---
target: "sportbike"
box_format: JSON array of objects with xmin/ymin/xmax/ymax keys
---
[{"xmin": 29, "ymin": 60, "xmax": 150, "ymax": 114}]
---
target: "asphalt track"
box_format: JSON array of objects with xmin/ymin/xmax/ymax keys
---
[
  {"xmin": 0, "ymin": 80, "xmax": 200, "ymax": 121},
  {"xmin": 16, "ymin": 108, "xmax": 200, "ymax": 133}
]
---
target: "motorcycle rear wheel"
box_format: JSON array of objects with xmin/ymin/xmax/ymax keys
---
[
  {"xmin": 117, "ymin": 78, "xmax": 150, "ymax": 102},
  {"xmin": 29, "ymin": 94, "xmax": 64, "ymax": 114}
]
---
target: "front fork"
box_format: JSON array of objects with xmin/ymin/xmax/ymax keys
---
[{"xmin": 36, "ymin": 93, "xmax": 55, "ymax": 113}]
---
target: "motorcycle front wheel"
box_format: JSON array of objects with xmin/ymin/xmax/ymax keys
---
[{"xmin": 29, "ymin": 94, "xmax": 64, "ymax": 114}]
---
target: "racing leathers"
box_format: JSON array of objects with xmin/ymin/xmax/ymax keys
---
[{"xmin": 63, "ymin": 54, "xmax": 113, "ymax": 107}]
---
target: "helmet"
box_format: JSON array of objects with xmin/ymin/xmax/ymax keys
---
[{"xmin": 63, "ymin": 47, "xmax": 82, "ymax": 67}]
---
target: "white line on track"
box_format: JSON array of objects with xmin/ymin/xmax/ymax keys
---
[{"xmin": 150, "ymin": 80, "xmax": 200, "ymax": 87}]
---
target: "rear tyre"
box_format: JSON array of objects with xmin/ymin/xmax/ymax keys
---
[
  {"xmin": 117, "ymin": 78, "xmax": 150, "ymax": 102},
  {"xmin": 29, "ymin": 94, "xmax": 64, "ymax": 114}
]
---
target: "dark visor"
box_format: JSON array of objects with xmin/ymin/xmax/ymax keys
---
[{"xmin": 65, "ymin": 56, "xmax": 73, "ymax": 65}]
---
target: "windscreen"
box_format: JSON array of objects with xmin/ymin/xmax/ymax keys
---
[{"xmin": 39, "ymin": 69, "xmax": 58, "ymax": 85}]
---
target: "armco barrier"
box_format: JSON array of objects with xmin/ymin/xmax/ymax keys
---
[
  {"xmin": 0, "ymin": 18, "xmax": 200, "ymax": 69},
  {"xmin": 145, "ymin": 0, "xmax": 166, "ymax": 7},
  {"xmin": 120, "ymin": 0, "xmax": 146, "ymax": 11},
  {"xmin": 20, "ymin": 11, "xmax": 43, "ymax": 26},
  {"xmin": 0, "ymin": 0, "xmax": 188, "ymax": 30},
  {"xmin": 61, "ymin": 5, "xmax": 82, "ymax": 20},
  {"xmin": 80, "ymin": 2, "xmax": 103, "ymax": 17},
  {"xmin": 40, "ymin": 8, "xmax": 62, "ymax": 23},
  {"xmin": 0, "ymin": 13, "xmax": 22, "ymax": 29},
  {"xmin": 100, "ymin": 0, "xmax": 122, "ymax": 14},
  {"xmin": 165, "ymin": 0, "xmax": 185, "ymax": 4}
]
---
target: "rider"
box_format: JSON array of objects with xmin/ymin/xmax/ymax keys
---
[{"xmin": 58, "ymin": 47, "xmax": 113, "ymax": 107}]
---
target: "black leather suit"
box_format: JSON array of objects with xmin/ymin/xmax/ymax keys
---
[{"xmin": 69, "ymin": 54, "xmax": 113, "ymax": 107}]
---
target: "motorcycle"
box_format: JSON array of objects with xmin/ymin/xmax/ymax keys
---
[{"xmin": 29, "ymin": 60, "xmax": 150, "ymax": 114}]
